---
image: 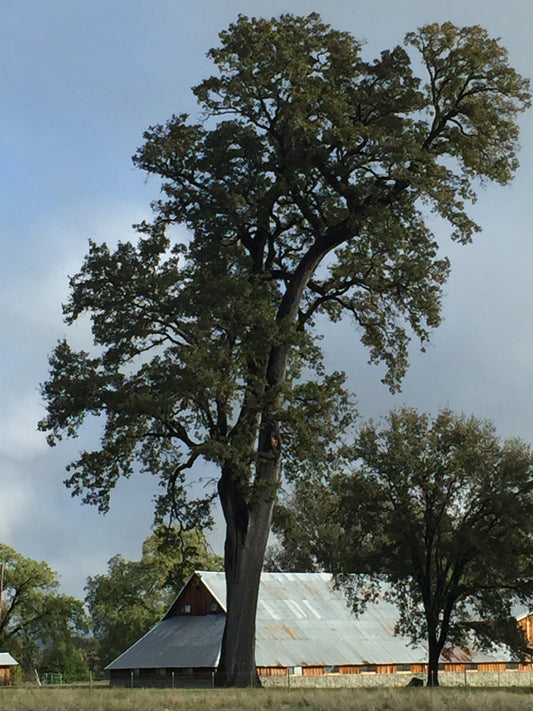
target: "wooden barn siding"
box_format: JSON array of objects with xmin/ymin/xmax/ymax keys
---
[
  {"xmin": 257, "ymin": 667, "xmax": 286, "ymax": 677},
  {"xmin": 261, "ymin": 663, "xmax": 419, "ymax": 676},
  {"xmin": 440, "ymin": 663, "xmax": 516, "ymax": 673},
  {"xmin": 110, "ymin": 667, "xmax": 215, "ymax": 688},
  {"xmin": 477, "ymin": 663, "xmax": 507, "ymax": 672},
  {"xmin": 518, "ymin": 613, "xmax": 533, "ymax": 646},
  {"xmin": 302, "ymin": 666, "xmax": 324, "ymax": 676},
  {"xmin": 443, "ymin": 664, "xmax": 464, "ymax": 673},
  {"xmin": 0, "ymin": 667, "xmax": 10, "ymax": 686},
  {"xmin": 258, "ymin": 662, "xmax": 530, "ymax": 677},
  {"xmin": 166, "ymin": 576, "xmax": 223, "ymax": 617},
  {"xmin": 410, "ymin": 664, "xmax": 427, "ymax": 674},
  {"xmin": 339, "ymin": 665, "xmax": 361, "ymax": 674},
  {"xmin": 376, "ymin": 665, "xmax": 397, "ymax": 674}
]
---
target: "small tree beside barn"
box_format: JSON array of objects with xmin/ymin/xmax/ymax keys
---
[{"xmin": 274, "ymin": 409, "xmax": 533, "ymax": 686}]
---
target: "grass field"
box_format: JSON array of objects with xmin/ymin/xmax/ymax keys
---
[{"xmin": 1, "ymin": 687, "xmax": 533, "ymax": 711}]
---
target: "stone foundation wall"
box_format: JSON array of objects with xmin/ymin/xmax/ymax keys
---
[{"xmin": 261, "ymin": 670, "xmax": 533, "ymax": 688}]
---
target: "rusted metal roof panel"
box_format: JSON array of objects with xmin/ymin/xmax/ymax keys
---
[
  {"xmin": 200, "ymin": 571, "xmax": 428, "ymax": 666},
  {"xmin": 199, "ymin": 571, "xmax": 516, "ymax": 667}
]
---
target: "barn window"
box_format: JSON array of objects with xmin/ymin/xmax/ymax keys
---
[
  {"xmin": 397, "ymin": 664, "xmax": 411, "ymax": 672},
  {"xmin": 207, "ymin": 602, "xmax": 218, "ymax": 613},
  {"xmin": 180, "ymin": 604, "xmax": 192, "ymax": 614},
  {"xmin": 360, "ymin": 664, "xmax": 376, "ymax": 673}
]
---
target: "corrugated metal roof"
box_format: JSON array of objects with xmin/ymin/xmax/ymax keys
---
[
  {"xmin": 0, "ymin": 653, "xmax": 18, "ymax": 666},
  {"xmin": 107, "ymin": 571, "xmax": 521, "ymax": 670},
  {"xmin": 107, "ymin": 614, "xmax": 225, "ymax": 670},
  {"xmin": 199, "ymin": 571, "xmax": 428, "ymax": 666},
  {"xmin": 514, "ymin": 605, "xmax": 530, "ymax": 621}
]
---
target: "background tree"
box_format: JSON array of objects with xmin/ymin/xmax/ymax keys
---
[
  {"xmin": 39, "ymin": 14, "xmax": 530, "ymax": 686},
  {"xmin": 273, "ymin": 409, "xmax": 533, "ymax": 687},
  {"xmin": 68, "ymin": 635, "xmax": 102, "ymax": 680},
  {"xmin": 39, "ymin": 641, "xmax": 90, "ymax": 683},
  {"xmin": 85, "ymin": 527, "xmax": 222, "ymax": 665},
  {"xmin": 0, "ymin": 544, "xmax": 86, "ymax": 673}
]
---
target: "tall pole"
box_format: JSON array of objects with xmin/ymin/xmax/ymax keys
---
[{"xmin": 0, "ymin": 561, "xmax": 4, "ymax": 636}]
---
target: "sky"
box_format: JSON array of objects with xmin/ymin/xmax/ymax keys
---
[{"xmin": 1, "ymin": 0, "xmax": 533, "ymax": 599}]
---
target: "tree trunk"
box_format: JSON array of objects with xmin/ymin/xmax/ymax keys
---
[
  {"xmin": 427, "ymin": 637, "xmax": 441, "ymax": 687},
  {"xmin": 215, "ymin": 444, "xmax": 280, "ymax": 687},
  {"xmin": 424, "ymin": 582, "xmax": 456, "ymax": 688},
  {"xmin": 214, "ymin": 250, "xmax": 324, "ymax": 686}
]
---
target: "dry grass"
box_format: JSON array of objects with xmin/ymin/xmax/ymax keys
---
[{"xmin": 0, "ymin": 687, "xmax": 533, "ymax": 711}]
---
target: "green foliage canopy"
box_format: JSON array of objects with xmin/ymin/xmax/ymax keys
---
[
  {"xmin": 38, "ymin": 15, "xmax": 530, "ymax": 524},
  {"xmin": 0, "ymin": 544, "xmax": 86, "ymax": 672}
]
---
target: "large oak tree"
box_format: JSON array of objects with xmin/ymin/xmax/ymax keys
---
[{"xmin": 39, "ymin": 14, "xmax": 530, "ymax": 686}]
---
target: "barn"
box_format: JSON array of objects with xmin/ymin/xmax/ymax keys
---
[
  {"xmin": 0, "ymin": 653, "xmax": 19, "ymax": 686},
  {"xmin": 107, "ymin": 571, "xmax": 533, "ymax": 687}
]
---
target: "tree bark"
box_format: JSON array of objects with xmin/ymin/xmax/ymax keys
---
[
  {"xmin": 214, "ymin": 339, "xmax": 286, "ymax": 687},
  {"xmin": 427, "ymin": 644, "xmax": 440, "ymax": 687},
  {"xmin": 215, "ymin": 452, "xmax": 280, "ymax": 687},
  {"xmin": 426, "ymin": 622, "xmax": 443, "ymax": 687}
]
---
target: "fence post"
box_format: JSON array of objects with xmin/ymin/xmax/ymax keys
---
[
  {"xmin": 211, "ymin": 671, "xmax": 215, "ymax": 688},
  {"xmin": 130, "ymin": 670, "xmax": 134, "ymax": 689},
  {"xmin": 287, "ymin": 667, "xmax": 290, "ymax": 690}
]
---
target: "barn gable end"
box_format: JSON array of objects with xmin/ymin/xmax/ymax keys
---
[{"xmin": 164, "ymin": 572, "xmax": 224, "ymax": 618}]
